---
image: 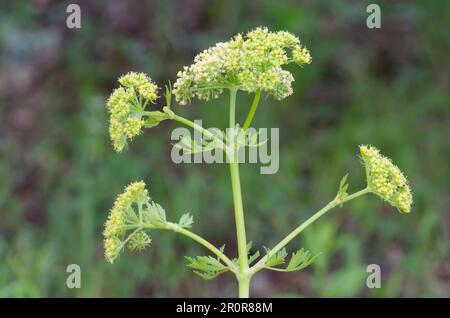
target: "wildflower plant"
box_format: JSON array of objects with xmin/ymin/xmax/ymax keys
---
[{"xmin": 102, "ymin": 27, "xmax": 412, "ymax": 297}]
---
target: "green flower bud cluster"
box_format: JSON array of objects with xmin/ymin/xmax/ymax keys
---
[
  {"xmin": 103, "ymin": 181, "xmax": 150, "ymax": 263},
  {"xmin": 106, "ymin": 72, "xmax": 159, "ymax": 152},
  {"xmin": 173, "ymin": 27, "xmax": 311, "ymax": 105},
  {"xmin": 292, "ymin": 45, "xmax": 312, "ymax": 65},
  {"xmin": 360, "ymin": 145, "xmax": 413, "ymax": 213}
]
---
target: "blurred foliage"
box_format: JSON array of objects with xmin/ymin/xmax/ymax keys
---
[{"xmin": 0, "ymin": 0, "xmax": 449, "ymax": 297}]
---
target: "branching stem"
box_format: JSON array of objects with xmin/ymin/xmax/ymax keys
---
[
  {"xmin": 242, "ymin": 89, "xmax": 261, "ymax": 131},
  {"xmin": 139, "ymin": 222, "xmax": 238, "ymax": 274},
  {"xmin": 249, "ymin": 188, "xmax": 370, "ymax": 274}
]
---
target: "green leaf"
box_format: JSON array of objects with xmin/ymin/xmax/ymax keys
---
[
  {"xmin": 178, "ymin": 213, "xmax": 194, "ymax": 228},
  {"xmin": 164, "ymin": 82, "xmax": 172, "ymax": 108},
  {"xmin": 248, "ymin": 250, "xmax": 260, "ymax": 265},
  {"xmin": 265, "ymin": 248, "xmax": 318, "ymax": 272},
  {"xmin": 144, "ymin": 118, "xmax": 160, "ymax": 128},
  {"xmin": 231, "ymin": 241, "xmax": 259, "ymax": 266},
  {"xmin": 185, "ymin": 255, "xmax": 229, "ymax": 280},
  {"xmin": 172, "ymin": 135, "xmax": 221, "ymax": 154},
  {"xmin": 245, "ymin": 241, "xmax": 260, "ymax": 265},
  {"xmin": 286, "ymin": 248, "xmax": 317, "ymax": 271},
  {"xmin": 143, "ymin": 201, "xmax": 166, "ymax": 226},
  {"xmin": 336, "ymin": 173, "xmax": 349, "ymax": 202},
  {"xmin": 144, "ymin": 111, "xmax": 169, "ymax": 128},
  {"xmin": 246, "ymin": 130, "xmax": 268, "ymax": 148},
  {"xmin": 246, "ymin": 241, "xmax": 253, "ymax": 252},
  {"xmin": 236, "ymin": 130, "xmax": 268, "ymax": 148},
  {"xmin": 265, "ymin": 248, "xmax": 288, "ymax": 267}
]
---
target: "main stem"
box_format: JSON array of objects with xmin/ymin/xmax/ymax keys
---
[{"xmin": 228, "ymin": 88, "xmax": 250, "ymax": 298}]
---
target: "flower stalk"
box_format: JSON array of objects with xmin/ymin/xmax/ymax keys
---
[
  {"xmin": 249, "ymin": 187, "xmax": 370, "ymax": 275},
  {"xmin": 227, "ymin": 88, "xmax": 252, "ymax": 297}
]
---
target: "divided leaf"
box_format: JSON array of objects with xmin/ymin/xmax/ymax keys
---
[
  {"xmin": 185, "ymin": 255, "xmax": 229, "ymax": 280},
  {"xmin": 265, "ymin": 247, "xmax": 317, "ymax": 272},
  {"xmin": 144, "ymin": 111, "xmax": 170, "ymax": 128},
  {"xmin": 143, "ymin": 201, "xmax": 167, "ymax": 226},
  {"xmin": 286, "ymin": 248, "xmax": 317, "ymax": 271},
  {"xmin": 178, "ymin": 213, "xmax": 194, "ymax": 229},
  {"xmin": 246, "ymin": 131, "xmax": 268, "ymax": 148},
  {"xmin": 265, "ymin": 248, "xmax": 288, "ymax": 267},
  {"xmin": 246, "ymin": 241, "xmax": 253, "ymax": 252},
  {"xmin": 236, "ymin": 130, "xmax": 268, "ymax": 148},
  {"xmin": 232, "ymin": 241, "xmax": 261, "ymax": 266},
  {"xmin": 246, "ymin": 241, "xmax": 260, "ymax": 265},
  {"xmin": 336, "ymin": 173, "xmax": 349, "ymax": 202},
  {"xmin": 164, "ymin": 82, "xmax": 173, "ymax": 108},
  {"xmin": 172, "ymin": 131, "xmax": 222, "ymax": 154},
  {"xmin": 248, "ymin": 250, "xmax": 260, "ymax": 265}
]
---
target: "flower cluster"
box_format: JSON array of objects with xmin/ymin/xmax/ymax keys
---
[
  {"xmin": 173, "ymin": 27, "xmax": 311, "ymax": 105},
  {"xmin": 360, "ymin": 145, "xmax": 413, "ymax": 213},
  {"xmin": 103, "ymin": 181, "xmax": 150, "ymax": 263},
  {"xmin": 106, "ymin": 72, "xmax": 159, "ymax": 152}
]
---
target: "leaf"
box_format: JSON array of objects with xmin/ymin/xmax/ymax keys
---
[
  {"xmin": 239, "ymin": 130, "xmax": 268, "ymax": 148},
  {"xmin": 185, "ymin": 255, "xmax": 229, "ymax": 280},
  {"xmin": 172, "ymin": 135, "xmax": 197, "ymax": 154},
  {"xmin": 247, "ymin": 131, "xmax": 268, "ymax": 148},
  {"xmin": 164, "ymin": 81, "xmax": 172, "ymax": 107},
  {"xmin": 336, "ymin": 173, "xmax": 349, "ymax": 202},
  {"xmin": 143, "ymin": 201, "xmax": 166, "ymax": 226},
  {"xmin": 264, "ymin": 248, "xmax": 318, "ymax": 272},
  {"xmin": 172, "ymin": 135, "xmax": 221, "ymax": 154},
  {"xmin": 144, "ymin": 111, "xmax": 169, "ymax": 128},
  {"xmin": 178, "ymin": 213, "xmax": 194, "ymax": 228},
  {"xmin": 248, "ymin": 250, "xmax": 260, "ymax": 265},
  {"xmin": 265, "ymin": 248, "xmax": 288, "ymax": 267},
  {"xmin": 201, "ymin": 139, "xmax": 220, "ymax": 152},
  {"xmin": 144, "ymin": 117, "xmax": 161, "ymax": 128},
  {"xmin": 231, "ymin": 241, "xmax": 260, "ymax": 266},
  {"xmin": 286, "ymin": 248, "xmax": 317, "ymax": 271},
  {"xmin": 246, "ymin": 241, "xmax": 253, "ymax": 252},
  {"xmin": 245, "ymin": 241, "xmax": 260, "ymax": 265}
]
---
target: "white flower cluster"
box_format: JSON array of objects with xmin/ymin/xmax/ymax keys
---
[{"xmin": 173, "ymin": 27, "xmax": 311, "ymax": 105}]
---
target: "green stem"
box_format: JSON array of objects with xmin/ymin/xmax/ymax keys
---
[
  {"xmin": 171, "ymin": 114, "xmax": 218, "ymax": 141},
  {"xmin": 229, "ymin": 89, "xmax": 237, "ymax": 128},
  {"xmin": 230, "ymin": 162, "xmax": 248, "ymax": 270},
  {"xmin": 228, "ymin": 88, "xmax": 251, "ymax": 298},
  {"xmin": 242, "ymin": 89, "xmax": 261, "ymax": 131},
  {"xmin": 238, "ymin": 276, "xmax": 250, "ymax": 298},
  {"xmin": 170, "ymin": 113, "xmax": 227, "ymax": 150},
  {"xmin": 250, "ymin": 187, "xmax": 370, "ymax": 274},
  {"xmin": 142, "ymin": 222, "xmax": 237, "ymax": 273}
]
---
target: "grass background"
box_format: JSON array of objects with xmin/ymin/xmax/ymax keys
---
[{"xmin": 0, "ymin": 0, "xmax": 449, "ymax": 297}]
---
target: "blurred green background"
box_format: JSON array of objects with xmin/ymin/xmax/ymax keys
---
[{"xmin": 0, "ymin": 0, "xmax": 449, "ymax": 297}]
